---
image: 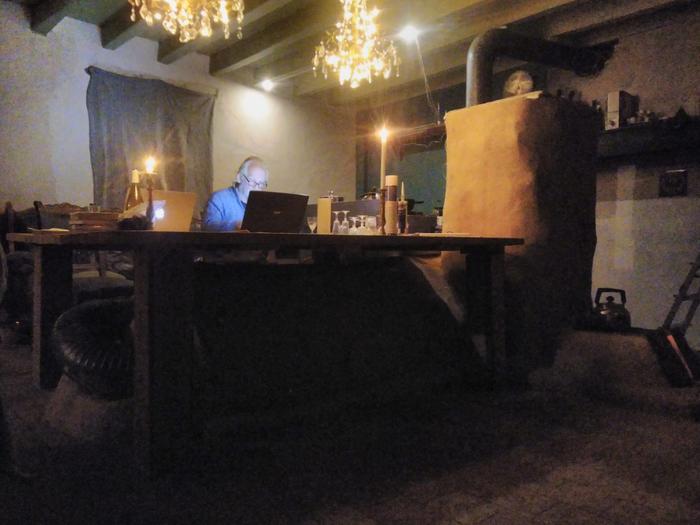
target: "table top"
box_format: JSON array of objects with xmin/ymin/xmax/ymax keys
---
[{"xmin": 7, "ymin": 231, "xmax": 523, "ymax": 252}]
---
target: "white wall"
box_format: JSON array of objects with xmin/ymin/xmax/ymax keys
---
[
  {"xmin": 548, "ymin": 7, "xmax": 700, "ymax": 345},
  {"xmin": 0, "ymin": 1, "xmax": 355, "ymax": 210}
]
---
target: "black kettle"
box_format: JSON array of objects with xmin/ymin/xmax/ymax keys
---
[{"xmin": 591, "ymin": 288, "xmax": 632, "ymax": 331}]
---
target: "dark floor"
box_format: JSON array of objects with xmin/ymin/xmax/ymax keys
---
[{"xmin": 2, "ymin": 332, "xmax": 700, "ymax": 524}]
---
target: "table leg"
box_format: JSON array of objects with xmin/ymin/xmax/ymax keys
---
[
  {"xmin": 33, "ymin": 246, "xmax": 72, "ymax": 389},
  {"xmin": 132, "ymin": 247, "xmax": 194, "ymax": 476},
  {"xmin": 464, "ymin": 247, "xmax": 506, "ymax": 380}
]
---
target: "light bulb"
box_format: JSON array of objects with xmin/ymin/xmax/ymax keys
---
[
  {"xmin": 261, "ymin": 79, "xmax": 275, "ymax": 92},
  {"xmin": 399, "ymin": 25, "xmax": 419, "ymax": 43}
]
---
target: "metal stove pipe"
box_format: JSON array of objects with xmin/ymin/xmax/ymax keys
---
[{"xmin": 466, "ymin": 28, "xmax": 615, "ymax": 107}]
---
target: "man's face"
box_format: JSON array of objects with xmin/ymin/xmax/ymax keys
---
[{"xmin": 238, "ymin": 164, "xmax": 268, "ymax": 203}]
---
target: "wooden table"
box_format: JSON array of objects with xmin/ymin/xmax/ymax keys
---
[{"xmin": 8, "ymin": 231, "xmax": 523, "ymax": 475}]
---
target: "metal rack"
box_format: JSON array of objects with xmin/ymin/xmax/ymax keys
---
[{"xmin": 663, "ymin": 251, "xmax": 700, "ymax": 336}]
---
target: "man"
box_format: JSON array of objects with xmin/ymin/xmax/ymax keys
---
[{"xmin": 203, "ymin": 156, "xmax": 269, "ymax": 231}]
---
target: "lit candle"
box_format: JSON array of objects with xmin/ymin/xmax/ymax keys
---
[
  {"xmin": 145, "ymin": 156, "xmax": 157, "ymax": 175},
  {"xmin": 378, "ymin": 127, "xmax": 389, "ymax": 189}
]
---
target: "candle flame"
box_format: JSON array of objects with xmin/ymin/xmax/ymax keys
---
[
  {"xmin": 145, "ymin": 156, "xmax": 157, "ymax": 174},
  {"xmin": 378, "ymin": 127, "xmax": 389, "ymax": 143}
]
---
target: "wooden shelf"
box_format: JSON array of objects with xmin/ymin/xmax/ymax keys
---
[{"xmin": 597, "ymin": 118, "xmax": 700, "ymax": 160}]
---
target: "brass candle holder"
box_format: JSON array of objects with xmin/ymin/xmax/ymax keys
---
[{"xmin": 144, "ymin": 172, "xmax": 155, "ymax": 229}]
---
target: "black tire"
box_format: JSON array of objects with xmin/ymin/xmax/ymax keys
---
[{"xmin": 52, "ymin": 297, "xmax": 134, "ymax": 400}]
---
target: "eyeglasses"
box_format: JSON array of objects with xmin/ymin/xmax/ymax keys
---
[{"xmin": 241, "ymin": 173, "xmax": 268, "ymax": 189}]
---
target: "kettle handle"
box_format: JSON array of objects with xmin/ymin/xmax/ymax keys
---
[{"xmin": 595, "ymin": 288, "xmax": 626, "ymax": 305}]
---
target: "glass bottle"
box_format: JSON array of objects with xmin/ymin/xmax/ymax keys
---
[
  {"xmin": 433, "ymin": 200, "xmax": 443, "ymax": 233},
  {"xmin": 124, "ymin": 170, "xmax": 144, "ymax": 211}
]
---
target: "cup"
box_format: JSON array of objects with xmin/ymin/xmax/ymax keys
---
[{"xmin": 366, "ymin": 215, "xmax": 377, "ymax": 233}]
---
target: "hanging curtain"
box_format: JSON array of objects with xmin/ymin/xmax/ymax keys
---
[{"xmin": 86, "ymin": 66, "xmax": 215, "ymax": 212}]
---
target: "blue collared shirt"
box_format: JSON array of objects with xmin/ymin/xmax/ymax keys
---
[{"xmin": 203, "ymin": 186, "xmax": 246, "ymax": 231}]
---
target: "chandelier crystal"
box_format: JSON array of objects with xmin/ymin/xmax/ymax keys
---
[
  {"xmin": 128, "ymin": 0, "xmax": 245, "ymax": 43},
  {"xmin": 312, "ymin": 0, "xmax": 400, "ymax": 89}
]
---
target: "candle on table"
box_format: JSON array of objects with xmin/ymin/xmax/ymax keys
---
[
  {"xmin": 384, "ymin": 175, "xmax": 398, "ymax": 235},
  {"xmin": 378, "ymin": 127, "xmax": 389, "ymax": 189}
]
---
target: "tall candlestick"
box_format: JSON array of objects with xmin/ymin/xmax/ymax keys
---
[
  {"xmin": 398, "ymin": 181, "xmax": 407, "ymax": 234},
  {"xmin": 145, "ymin": 174, "xmax": 154, "ymax": 229},
  {"xmin": 143, "ymin": 156, "xmax": 157, "ymax": 229},
  {"xmin": 379, "ymin": 127, "xmax": 389, "ymax": 189}
]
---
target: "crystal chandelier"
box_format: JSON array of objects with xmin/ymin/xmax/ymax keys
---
[
  {"xmin": 312, "ymin": 0, "xmax": 399, "ymax": 89},
  {"xmin": 128, "ymin": 1, "xmax": 245, "ymax": 43}
]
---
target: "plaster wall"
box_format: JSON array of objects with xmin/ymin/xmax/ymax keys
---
[
  {"xmin": 548, "ymin": 6, "xmax": 700, "ymax": 346},
  {"xmin": 0, "ymin": 1, "xmax": 355, "ymax": 211}
]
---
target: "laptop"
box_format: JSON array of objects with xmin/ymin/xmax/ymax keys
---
[
  {"xmin": 240, "ymin": 191, "xmax": 309, "ymax": 233},
  {"xmin": 150, "ymin": 190, "xmax": 197, "ymax": 232}
]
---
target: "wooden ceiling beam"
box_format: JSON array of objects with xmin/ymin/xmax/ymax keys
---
[
  {"xmin": 210, "ymin": 0, "xmax": 485, "ymax": 76},
  {"xmin": 157, "ymin": 0, "xmax": 295, "ymax": 64},
  {"xmin": 300, "ymin": 0, "xmax": 578, "ymax": 99},
  {"xmin": 321, "ymin": 0, "xmax": 688, "ymax": 105},
  {"xmin": 254, "ymin": 54, "xmax": 312, "ymax": 83},
  {"xmin": 31, "ymin": 0, "xmax": 75, "ymax": 35},
  {"xmin": 34, "ymin": 0, "xmax": 124, "ymax": 35},
  {"xmin": 101, "ymin": 0, "xmax": 295, "ymax": 55},
  {"xmin": 100, "ymin": 4, "xmax": 145, "ymax": 50},
  {"xmin": 157, "ymin": 30, "xmax": 220, "ymax": 66},
  {"xmin": 209, "ymin": 0, "xmax": 341, "ymax": 75},
  {"xmin": 251, "ymin": 0, "xmax": 501, "ymax": 86},
  {"xmin": 252, "ymin": 35, "xmax": 320, "ymax": 83},
  {"xmin": 525, "ymin": 0, "xmax": 690, "ymax": 38}
]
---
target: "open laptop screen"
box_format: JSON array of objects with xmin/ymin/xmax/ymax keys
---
[
  {"xmin": 150, "ymin": 190, "xmax": 197, "ymax": 232},
  {"xmin": 240, "ymin": 191, "xmax": 309, "ymax": 233}
]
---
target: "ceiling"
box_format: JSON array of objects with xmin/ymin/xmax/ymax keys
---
[{"xmin": 21, "ymin": 0, "xmax": 693, "ymax": 106}]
